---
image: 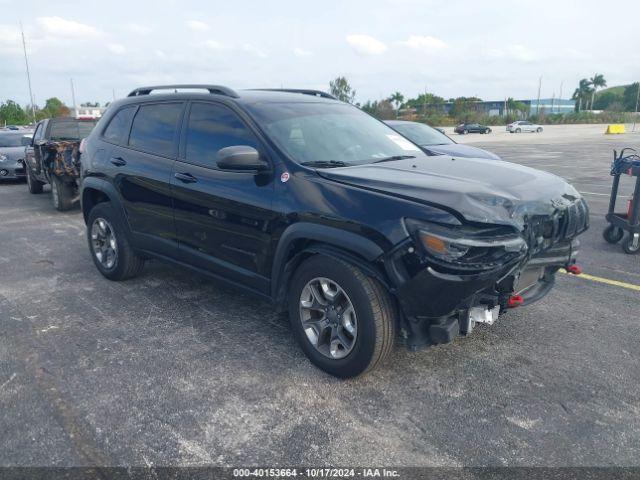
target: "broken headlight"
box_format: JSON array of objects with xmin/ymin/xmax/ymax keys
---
[{"xmin": 405, "ymin": 219, "xmax": 528, "ymax": 271}]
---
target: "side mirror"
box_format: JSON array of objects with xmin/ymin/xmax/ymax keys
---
[
  {"xmin": 216, "ymin": 146, "xmax": 269, "ymax": 172},
  {"xmin": 22, "ymin": 135, "xmax": 33, "ymax": 146}
]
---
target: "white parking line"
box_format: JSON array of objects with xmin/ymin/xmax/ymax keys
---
[{"xmin": 580, "ymin": 191, "xmax": 610, "ymax": 196}]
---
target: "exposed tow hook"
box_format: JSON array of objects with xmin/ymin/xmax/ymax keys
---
[
  {"xmin": 566, "ymin": 264, "xmax": 583, "ymax": 275},
  {"xmin": 507, "ymin": 295, "xmax": 524, "ymax": 308}
]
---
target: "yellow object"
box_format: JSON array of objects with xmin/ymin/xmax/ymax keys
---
[
  {"xmin": 560, "ymin": 269, "xmax": 640, "ymax": 292},
  {"xmin": 605, "ymin": 124, "xmax": 626, "ymax": 134}
]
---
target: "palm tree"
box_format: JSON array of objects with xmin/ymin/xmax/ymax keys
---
[
  {"xmin": 572, "ymin": 78, "xmax": 593, "ymax": 112},
  {"xmin": 389, "ymin": 92, "xmax": 404, "ymax": 117},
  {"xmin": 589, "ymin": 73, "xmax": 607, "ymax": 110}
]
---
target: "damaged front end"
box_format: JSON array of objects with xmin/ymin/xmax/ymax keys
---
[{"xmin": 384, "ymin": 198, "xmax": 589, "ymax": 351}]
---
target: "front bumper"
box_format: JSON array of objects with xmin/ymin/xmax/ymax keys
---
[
  {"xmin": 387, "ymin": 237, "xmax": 580, "ymax": 350},
  {"xmin": 0, "ymin": 160, "xmax": 26, "ymax": 179}
]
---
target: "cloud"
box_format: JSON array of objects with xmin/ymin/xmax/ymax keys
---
[
  {"xmin": 126, "ymin": 23, "xmax": 152, "ymax": 35},
  {"xmin": 483, "ymin": 45, "xmax": 539, "ymax": 62},
  {"xmin": 185, "ymin": 20, "xmax": 210, "ymax": 31},
  {"xmin": 399, "ymin": 35, "xmax": 446, "ymax": 51},
  {"xmin": 346, "ymin": 34, "xmax": 387, "ymax": 55},
  {"xmin": 0, "ymin": 24, "xmax": 22, "ymax": 55},
  {"xmin": 107, "ymin": 43, "xmax": 126, "ymax": 54},
  {"xmin": 36, "ymin": 16, "xmax": 100, "ymax": 37},
  {"xmin": 203, "ymin": 40, "xmax": 225, "ymax": 51},
  {"xmin": 293, "ymin": 47, "xmax": 312, "ymax": 57},
  {"xmin": 242, "ymin": 44, "xmax": 268, "ymax": 58}
]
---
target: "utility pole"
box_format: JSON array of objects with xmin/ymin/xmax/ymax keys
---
[
  {"xmin": 536, "ymin": 76, "xmax": 542, "ymax": 117},
  {"xmin": 633, "ymin": 82, "xmax": 640, "ymax": 133},
  {"xmin": 20, "ymin": 21, "xmax": 36, "ymax": 124},
  {"xmin": 70, "ymin": 78, "xmax": 77, "ymax": 118},
  {"xmin": 558, "ymin": 80, "xmax": 563, "ymax": 114}
]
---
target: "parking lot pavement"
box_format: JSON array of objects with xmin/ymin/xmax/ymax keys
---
[{"xmin": 1, "ymin": 129, "xmax": 639, "ymax": 468}]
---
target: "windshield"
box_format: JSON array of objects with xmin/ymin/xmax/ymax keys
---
[
  {"xmin": 245, "ymin": 102, "xmax": 422, "ymax": 166},
  {"xmin": 50, "ymin": 120, "xmax": 96, "ymax": 141},
  {"xmin": 390, "ymin": 122, "xmax": 453, "ymax": 146},
  {"xmin": 0, "ymin": 134, "xmax": 25, "ymax": 147}
]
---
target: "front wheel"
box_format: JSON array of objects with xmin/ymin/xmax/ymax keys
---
[
  {"xmin": 288, "ymin": 255, "xmax": 396, "ymax": 378},
  {"xmin": 515, "ymin": 128, "xmax": 522, "ymax": 133},
  {"xmin": 536, "ymin": 127, "xmax": 543, "ymax": 133},
  {"xmin": 622, "ymin": 233, "xmax": 640, "ymax": 254},
  {"xmin": 462, "ymin": 129, "xmax": 468, "ymax": 135},
  {"xmin": 87, "ymin": 202, "xmax": 145, "ymax": 280},
  {"xmin": 485, "ymin": 128, "xmax": 492, "ymax": 134}
]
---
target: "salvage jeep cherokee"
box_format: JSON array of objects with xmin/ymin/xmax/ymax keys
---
[{"xmin": 80, "ymin": 85, "xmax": 588, "ymax": 378}]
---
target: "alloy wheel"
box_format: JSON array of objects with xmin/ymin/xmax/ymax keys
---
[
  {"xmin": 91, "ymin": 217, "xmax": 118, "ymax": 269},
  {"xmin": 299, "ymin": 277, "xmax": 357, "ymax": 359}
]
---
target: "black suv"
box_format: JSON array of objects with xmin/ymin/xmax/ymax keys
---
[{"xmin": 80, "ymin": 85, "xmax": 588, "ymax": 378}]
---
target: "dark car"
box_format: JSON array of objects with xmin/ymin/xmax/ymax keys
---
[
  {"xmin": 25, "ymin": 117, "xmax": 97, "ymax": 210},
  {"xmin": 0, "ymin": 131, "xmax": 32, "ymax": 180},
  {"xmin": 385, "ymin": 120, "xmax": 500, "ymax": 160},
  {"xmin": 454, "ymin": 123, "xmax": 492, "ymax": 135},
  {"xmin": 80, "ymin": 84, "xmax": 588, "ymax": 378}
]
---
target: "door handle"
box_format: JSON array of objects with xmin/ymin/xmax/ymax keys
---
[
  {"xmin": 174, "ymin": 172, "xmax": 198, "ymax": 183},
  {"xmin": 110, "ymin": 157, "xmax": 127, "ymax": 166}
]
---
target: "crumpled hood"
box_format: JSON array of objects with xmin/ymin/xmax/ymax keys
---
[
  {"xmin": 0, "ymin": 147, "xmax": 25, "ymax": 163},
  {"xmin": 424, "ymin": 143, "xmax": 501, "ymax": 161},
  {"xmin": 317, "ymin": 156, "xmax": 582, "ymax": 230}
]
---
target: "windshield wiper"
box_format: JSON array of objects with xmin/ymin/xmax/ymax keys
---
[
  {"xmin": 371, "ymin": 155, "xmax": 416, "ymax": 164},
  {"xmin": 300, "ymin": 160, "xmax": 348, "ymax": 168}
]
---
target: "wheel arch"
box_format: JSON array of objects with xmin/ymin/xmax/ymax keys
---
[
  {"xmin": 81, "ymin": 178, "xmax": 124, "ymax": 225},
  {"xmin": 271, "ymin": 223, "xmax": 391, "ymax": 309}
]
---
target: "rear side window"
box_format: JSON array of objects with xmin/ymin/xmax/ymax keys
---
[
  {"xmin": 184, "ymin": 102, "xmax": 258, "ymax": 167},
  {"xmin": 103, "ymin": 106, "xmax": 136, "ymax": 144},
  {"xmin": 129, "ymin": 103, "xmax": 183, "ymax": 157}
]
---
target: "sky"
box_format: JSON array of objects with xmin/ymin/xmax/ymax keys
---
[{"xmin": 1, "ymin": 0, "xmax": 639, "ymax": 107}]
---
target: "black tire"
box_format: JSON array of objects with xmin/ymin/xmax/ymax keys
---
[
  {"xmin": 515, "ymin": 128, "xmax": 522, "ymax": 133},
  {"xmin": 485, "ymin": 128, "xmax": 491, "ymax": 134},
  {"xmin": 86, "ymin": 202, "xmax": 145, "ymax": 280},
  {"xmin": 622, "ymin": 233, "xmax": 640, "ymax": 254},
  {"xmin": 462, "ymin": 129, "xmax": 468, "ymax": 135},
  {"xmin": 536, "ymin": 127, "xmax": 543, "ymax": 133},
  {"xmin": 603, "ymin": 225, "xmax": 624, "ymax": 244},
  {"xmin": 26, "ymin": 167, "xmax": 44, "ymax": 194},
  {"xmin": 288, "ymin": 255, "xmax": 396, "ymax": 378},
  {"xmin": 51, "ymin": 175, "xmax": 74, "ymax": 211}
]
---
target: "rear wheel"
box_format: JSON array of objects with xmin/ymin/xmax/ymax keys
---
[
  {"xmin": 87, "ymin": 202, "xmax": 145, "ymax": 280},
  {"xmin": 485, "ymin": 128, "xmax": 492, "ymax": 134},
  {"xmin": 51, "ymin": 175, "xmax": 74, "ymax": 211},
  {"xmin": 603, "ymin": 225, "xmax": 624, "ymax": 244},
  {"xmin": 515, "ymin": 128, "xmax": 522, "ymax": 133},
  {"xmin": 26, "ymin": 168, "xmax": 44, "ymax": 194},
  {"xmin": 288, "ymin": 255, "xmax": 395, "ymax": 378},
  {"xmin": 536, "ymin": 127, "xmax": 543, "ymax": 133},
  {"xmin": 462, "ymin": 129, "xmax": 468, "ymax": 135}
]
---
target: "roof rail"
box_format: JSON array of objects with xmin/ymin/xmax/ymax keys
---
[
  {"xmin": 250, "ymin": 88, "xmax": 337, "ymax": 100},
  {"xmin": 127, "ymin": 84, "xmax": 239, "ymax": 98}
]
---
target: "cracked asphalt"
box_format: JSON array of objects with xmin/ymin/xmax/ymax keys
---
[{"xmin": 0, "ymin": 125, "xmax": 638, "ymax": 467}]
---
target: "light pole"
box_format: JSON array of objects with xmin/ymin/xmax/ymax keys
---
[
  {"xmin": 633, "ymin": 83, "xmax": 640, "ymax": 133},
  {"xmin": 20, "ymin": 21, "xmax": 36, "ymax": 124}
]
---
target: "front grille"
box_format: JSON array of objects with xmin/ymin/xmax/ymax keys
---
[{"xmin": 558, "ymin": 199, "xmax": 589, "ymax": 241}]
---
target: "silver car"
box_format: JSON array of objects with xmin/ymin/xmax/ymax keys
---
[
  {"xmin": 0, "ymin": 131, "xmax": 32, "ymax": 180},
  {"xmin": 507, "ymin": 121, "xmax": 543, "ymax": 133}
]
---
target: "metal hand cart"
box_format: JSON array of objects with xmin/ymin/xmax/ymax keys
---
[{"xmin": 603, "ymin": 148, "xmax": 640, "ymax": 254}]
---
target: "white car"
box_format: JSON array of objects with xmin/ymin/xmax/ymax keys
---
[{"xmin": 507, "ymin": 121, "xmax": 543, "ymax": 133}]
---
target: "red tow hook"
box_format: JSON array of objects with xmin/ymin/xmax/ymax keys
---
[
  {"xmin": 507, "ymin": 295, "xmax": 524, "ymax": 308},
  {"xmin": 566, "ymin": 264, "xmax": 583, "ymax": 275}
]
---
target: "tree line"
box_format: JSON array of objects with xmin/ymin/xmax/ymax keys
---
[{"xmin": 0, "ymin": 98, "xmax": 108, "ymax": 126}]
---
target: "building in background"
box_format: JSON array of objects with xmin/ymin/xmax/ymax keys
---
[
  {"xmin": 68, "ymin": 106, "xmax": 108, "ymax": 119},
  {"xmin": 438, "ymin": 98, "xmax": 575, "ymax": 117}
]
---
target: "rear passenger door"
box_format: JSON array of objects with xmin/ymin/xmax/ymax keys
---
[
  {"xmin": 106, "ymin": 102, "xmax": 184, "ymax": 256},
  {"xmin": 171, "ymin": 101, "xmax": 275, "ymax": 294}
]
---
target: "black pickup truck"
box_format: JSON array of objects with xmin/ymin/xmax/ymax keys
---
[{"xmin": 24, "ymin": 117, "xmax": 97, "ymax": 210}]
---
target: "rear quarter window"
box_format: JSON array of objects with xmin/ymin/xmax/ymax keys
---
[
  {"xmin": 102, "ymin": 106, "xmax": 137, "ymax": 145},
  {"xmin": 50, "ymin": 121, "xmax": 96, "ymax": 140}
]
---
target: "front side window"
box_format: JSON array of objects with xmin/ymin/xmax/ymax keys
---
[
  {"xmin": 33, "ymin": 123, "xmax": 44, "ymax": 142},
  {"xmin": 245, "ymin": 102, "xmax": 421, "ymax": 166},
  {"xmin": 129, "ymin": 103, "xmax": 183, "ymax": 157},
  {"xmin": 184, "ymin": 102, "xmax": 258, "ymax": 167},
  {"xmin": 103, "ymin": 106, "xmax": 136, "ymax": 145}
]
